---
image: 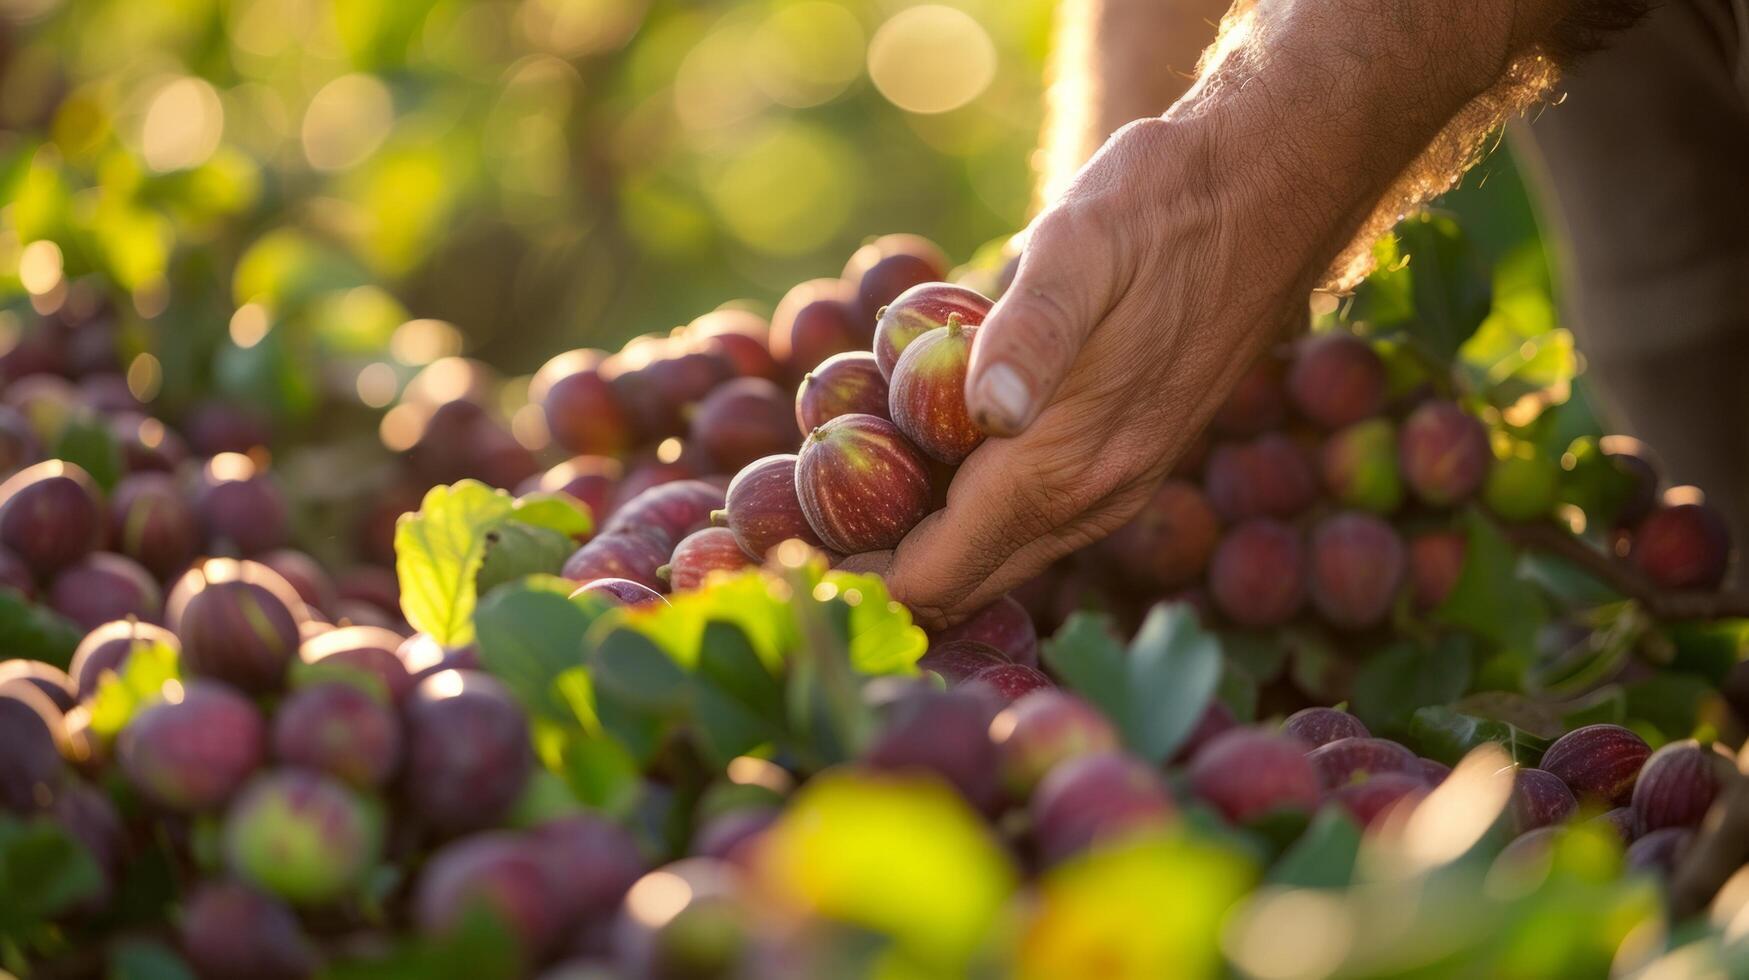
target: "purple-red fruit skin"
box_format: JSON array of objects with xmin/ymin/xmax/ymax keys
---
[
  {"xmin": 1308, "ymin": 512, "xmax": 1406, "ymax": 631},
  {"xmin": 573, "ymin": 578, "xmax": 669, "ymax": 608},
  {"xmin": 1593, "ymin": 806, "xmax": 1638, "ymax": 842},
  {"xmin": 1212, "ymin": 357, "xmax": 1288, "ymax": 437},
  {"xmin": 1100, "ymin": 480, "xmax": 1221, "ymax": 594},
  {"xmin": 258, "ymin": 550, "xmax": 337, "ymax": 616},
  {"xmin": 1510, "ymin": 767, "xmax": 1579, "ymax": 833},
  {"xmin": 1398, "ymin": 400, "xmax": 1491, "ymax": 506},
  {"xmin": 1539, "ymin": 724, "xmax": 1651, "ymax": 806},
  {"xmin": 0, "ymin": 545, "xmax": 32, "ymax": 598},
  {"xmin": 1203, "ymin": 434, "xmax": 1318, "ymax": 522},
  {"xmin": 929, "ymin": 595, "xmax": 1038, "ymax": 667},
  {"xmin": 1624, "ymin": 826, "xmax": 1694, "ymax": 877},
  {"xmin": 1282, "ymin": 707, "xmax": 1370, "ymax": 747},
  {"xmin": 770, "ymin": 278, "xmax": 862, "ymax": 379},
  {"xmin": 1189, "ymin": 729, "xmax": 1321, "ymax": 822},
  {"xmin": 865, "ymin": 687, "xmax": 1003, "ymax": 813},
  {"xmin": 69, "ymin": 620, "xmax": 179, "ymax": 700},
  {"xmin": 0, "ymin": 460, "xmax": 103, "ymax": 577},
  {"xmin": 666, "ymin": 527, "xmax": 753, "ymax": 592},
  {"xmin": 195, "ymin": 455, "xmax": 291, "ymax": 556},
  {"xmin": 535, "ymin": 349, "xmax": 631, "ymax": 457},
  {"xmin": 1631, "ymin": 498, "xmax": 1731, "ymax": 591},
  {"xmin": 1288, "ymin": 334, "xmax": 1387, "ymax": 430},
  {"xmin": 602, "ymin": 480, "xmax": 725, "ymax": 547},
  {"xmin": 968, "ymin": 662, "xmax": 1053, "ymax": 702},
  {"xmin": 530, "ymin": 814, "xmax": 647, "ymax": 923},
  {"xmin": 796, "ymin": 351, "xmax": 891, "ymax": 432},
  {"xmin": 403, "ymin": 670, "xmax": 534, "ymax": 836},
  {"xmin": 1209, "ymin": 520, "xmax": 1305, "ymax": 628},
  {"xmin": 1, "ymin": 684, "xmax": 66, "ymax": 813},
  {"xmin": 1333, "ymin": 772, "xmax": 1428, "ymax": 828},
  {"xmin": 561, "ymin": 532, "xmax": 670, "ymax": 593},
  {"xmin": 871, "ymin": 282, "xmax": 992, "ymax": 379},
  {"xmin": 1307, "ymin": 737, "xmax": 1419, "ymax": 789},
  {"xmin": 0, "ymin": 660, "xmax": 77, "ymax": 712},
  {"xmin": 991, "ymin": 691, "xmax": 1122, "ymax": 796},
  {"xmin": 1409, "ymin": 530, "xmax": 1466, "ymax": 610},
  {"xmin": 1632, "ymin": 740, "xmax": 1726, "ymax": 834},
  {"xmin": 844, "ymin": 234, "xmax": 949, "ymax": 325},
  {"xmin": 48, "ymin": 552, "xmax": 162, "ymax": 632},
  {"xmin": 722, "ymin": 454, "xmax": 825, "ymax": 560},
  {"xmin": 272, "ymin": 683, "xmax": 402, "ymax": 788},
  {"xmin": 690, "ymin": 377, "xmax": 799, "ymax": 472},
  {"xmin": 531, "ymin": 455, "xmax": 622, "ymax": 525},
  {"xmin": 888, "ymin": 319, "xmax": 984, "ymax": 464},
  {"xmin": 917, "ymin": 640, "xmax": 1009, "ymax": 683},
  {"xmin": 109, "ymin": 472, "xmax": 200, "ymax": 580},
  {"xmin": 118, "ymin": 680, "xmax": 266, "ymax": 811},
  {"xmin": 1173, "ymin": 700, "xmax": 1238, "ymax": 764},
  {"xmin": 168, "ymin": 560, "xmax": 307, "ymax": 695},
  {"xmin": 180, "ymin": 880, "xmax": 317, "ymax": 980},
  {"xmin": 795, "ymin": 414, "xmax": 933, "ymax": 555},
  {"xmin": 299, "ymin": 626, "xmax": 413, "ymax": 704},
  {"xmin": 416, "ymin": 832, "xmax": 563, "ymax": 955},
  {"xmin": 1032, "ymin": 751, "xmax": 1176, "ymax": 862}
]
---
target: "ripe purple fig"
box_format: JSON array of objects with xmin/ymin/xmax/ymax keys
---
[
  {"xmin": 689, "ymin": 308, "xmax": 781, "ymax": 382},
  {"xmin": 108, "ymin": 472, "xmax": 199, "ymax": 580},
  {"xmin": 1591, "ymin": 806, "xmax": 1638, "ymax": 842},
  {"xmin": 1282, "ymin": 707, "xmax": 1370, "ymax": 747},
  {"xmin": 0, "ymin": 659, "xmax": 77, "ymax": 712},
  {"xmin": 664, "ymin": 527, "xmax": 753, "ymax": 592},
  {"xmin": 917, "ymin": 639, "xmax": 1009, "ymax": 683},
  {"xmin": 183, "ymin": 400, "xmax": 271, "ymax": 456},
  {"xmin": 968, "ymin": 662, "xmax": 1053, "ymax": 702},
  {"xmin": 1332, "ymin": 772, "xmax": 1428, "ymax": 828},
  {"xmin": 641, "ymin": 341, "xmax": 737, "ymax": 432},
  {"xmin": 769, "ymin": 278, "xmax": 862, "ymax": 379},
  {"xmin": 168, "ymin": 559, "xmax": 308, "ymax": 694},
  {"xmin": 689, "ymin": 378, "xmax": 798, "ymax": 472},
  {"xmin": 1032, "ymin": 751, "xmax": 1175, "ymax": 861},
  {"xmin": 1287, "ymin": 334, "xmax": 1387, "ymax": 429},
  {"xmin": 1630, "ymin": 490, "xmax": 1731, "ymax": 591},
  {"xmin": 68, "ymin": 620, "xmax": 179, "ymax": 700},
  {"xmin": 1600, "ymin": 434, "xmax": 1660, "ymax": 528},
  {"xmin": 562, "ymin": 532, "xmax": 670, "ymax": 592},
  {"xmin": 1212, "ymin": 355, "xmax": 1288, "ymax": 437},
  {"xmin": 109, "ymin": 412, "xmax": 188, "ymax": 474},
  {"xmin": 864, "ymin": 686, "xmax": 1003, "ymax": 813},
  {"xmin": 989, "ymin": 690, "xmax": 1121, "ymax": 796},
  {"xmin": 843, "ymin": 233, "xmax": 949, "ymax": 325},
  {"xmin": 1203, "ymin": 433, "xmax": 1318, "ymax": 523},
  {"xmin": 222, "ymin": 768, "xmax": 383, "ymax": 904},
  {"xmin": 0, "ymin": 404, "xmax": 41, "ymax": 473},
  {"xmin": 888, "ymin": 317, "xmax": 984, "ymax": 464},
  {"xmin": 415, "ymin": 832, "xmax": 564, "ymax": 956},
  {"xmin": 1189, "ymin": 729, "xmax": 1321, "ymax": 822},
  {"xmin": 573, "ymin": 577, "xmax": 669, "ymax": 608},
  {"xmin": 0, "ymin": 460, "xmax": 103, "ymax": 577},
  {"xmin": 48, "ymin": 552, "xmax": 162, "ymax": 632},
  {"xmin": 1320, "ymin": 418, "xmax": 1404, "ymax": 514},
  {"xmin": 396, "ymin": 635, "xmax": 479, "ymax": 682},
  {"xmin": 1099, "ymin": 480, "xmax": 1221, "ymax": 595},
  {"xmin": 1510, "ymin": 767, "xmax": 1578, "ymax": 833},
  {"xmin": 1307, "ymin": 737, "xmax": 1419, "ymax": 789},
  {"xmin": 871, "ymin": 282, "xmax": 991, "ymax": 379},
  {"xmin": 1408, "ymin": 530, "xmax": 1466, "ymax": 610},
  {"xmin": 1172, "ymin": 700, "xmax": 1238, "ymax": 764},
  {"xmin": 179, "ymin": 880, "xmax": 317, "ymax": 980},
  {"xmin": 1539, "ymin": 724, "xmax": 1651, "ymax": 806},
  {"xmin": 530, "ymin": 814, "xmax": 647, "ymax": 924},
  {"xmin": 1398, "ymin": 400, "xmax": 1490, "ymax": 506},
  {"xmin": 1307, "ymin": 512, "xmax": 1406, "ymax": 631},
  {"xmin": 533, "ymin": 349, "xmax": 632, "ymax": 456},
  {"xmin": 1208, "ymin": 520, "xmax": 1305, "ymax": 628},
  {"xmin": 403, "ymin": 670, "xmax": 534, "ymax": 836},
  {"xmin": 602, "ymin": 480, "xmax": 725, "ymax": 546},
  {"xmin": 929, "ymin": 594, "xmax": 1038, "ymax": 667},
  {"xmin": 195, "ymin": 453, "xmax": 290, "ymax": 556},
  {"xmin": 258, "ymin": 550, "xmax": 337, "ymax": 616},
  {"xmin": 530, "ymin": 455, "xmax": 622, "ymax": 525},
  {"xmin": 1624, "ymin": 826, "xmax": 1694, "ymax": 877},
  {"xmin": 721, "ymin": 454, "xmax": 825, "ymax": 560},
  {"xmin": 795, "ymin": 351, "xmax": 890, "ymax": 431},
  {"xmin": 299, "ymin": 625, "xmax": 413, "ymax": 704},
  {"xmin": 1632, "ymin": 739, "xmax": 1727, "ymax": 834},
  {"xmin": 795, "ymin": 414, "xmax": 933, "ymax": 554},
  {"xmin": 1, "ymin": 683, "xmax": 66, "ymax": 813},
  {"xmin": 272, "ymin": 683, "xmax": 402, "ymax": 788},
  {"xmin": 118, "ymin": 680, "xmax": 266, "ymax": 811}
]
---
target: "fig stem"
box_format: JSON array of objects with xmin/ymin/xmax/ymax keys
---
[
  {"xmin": 709, "ymin": 509, "xmax": 729, "ymax": 527},
  {"xmin": 655, "ymin": 564, "xmax": 672, "ymax": 583},
  {"xmin": 945, "ymin": 312, "xmax": 964, "ymax": 336}
]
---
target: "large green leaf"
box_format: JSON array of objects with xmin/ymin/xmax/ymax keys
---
[
  {"xmin": 1434, "ymin": 509, "xmax": 1546, "ymax": 673},
  {"xmin": 690, "ymin": 621, "xmax": 786, "ymax": 766},
  {"xmin": 394, "ymin": 481, "xmax": 516, "ymax": 647},
  {"xmin": 1268, "ymin": 808, "xmax": 1362, "ymax": 889},
  {"xmin": 0, "ymin": 816, "xmax": 103, "ymax": 934},
  {"xmin": 508, "ymin": 493, "xmax": 593, "ymax": 539},
  {"xmin": 1351, "ymin": 635, "xmax": 1476, "ymax": 736},
  {"xmin": 51, "ymin": 412, "xmax": 123, "ymax": 491},
  {"xmin": 473, "ymin": 523, "xmax": 576, "ymax": 598},
  {"xmin": 1410, "ymin": 705, "xmax": 1551, "ymax": 766},
  {"xmin": 474, "ymin": 576, "xmax": 602, "ymax": 723},
  {"xmin": 0, "ymin": 590, "xmax": 83, "ymax": 670},
  {"xmin": 1391, "ymin": 213, "xmax": 1493, "ymax": 361},
  {"xmin": 1042, "ymin": 613, "xmax": 1128, "ymax": 721}
]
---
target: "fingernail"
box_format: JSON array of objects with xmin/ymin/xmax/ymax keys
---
[{"xmin": 974, "ymin": 363, "xmax": 1032, "ymax": 434}]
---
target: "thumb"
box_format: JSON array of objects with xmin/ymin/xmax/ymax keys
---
[{"xmin": 966, "ymin": 215, "xmax": 1110, "ymax": 437}]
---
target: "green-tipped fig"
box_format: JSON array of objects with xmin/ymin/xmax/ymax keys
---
[
  {"xmin": 871, "ymin": 282, "xmax": 991, "ymax": 379},
  {"xmin": 1483, "ymin": 443, "xmax": 1561, "ymax": 522},
  {"xmin": 168, "ymin": 559, "xmax": 308, "ymax": 694},
  {"xmin": 1320, "ymin": 418, "xmax": 1404, "ymax": 514},
  {"xmin": 888, "ymin": 316, "xmax": 984, "ymax": 463},
  {"xmin": 1398, "ymin": 400, "xmax": 1490, "ymax": 506},
  {"xmin": 667, "ymin": 527, "xmax": 754, "ymax": 592},
  {"xmin": 795, "ymin": 414, "xmax": 933, "ymax": 554},
  {"xmin": 222, "ymin": 768, "xmax": 383, "ymax": 904}
]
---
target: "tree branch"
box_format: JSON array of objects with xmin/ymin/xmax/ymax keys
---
[{"xmin": 1494, "ymin": 519, "xmax": 1749, "ymax": 622}]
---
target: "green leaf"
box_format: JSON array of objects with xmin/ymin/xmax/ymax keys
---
[
  {"xmin": 510, "ymin": 492, "xmax": 593, "ymax": 538},
  {"xmin": 89, "ymin": 635, "xmax": 181, "ymax": 738},
  {"xmin": 551, "ymin": 730, "xmax": 641, "ymax": 816},
  {"xmin": 1624, "ymin": 672, "xmax": 1716, "ymax": 741},
  {"xmin": 1268, "ymin": 808, "xmax": 1363, "ymax": 889},
  {"xmin": 0, "ymin": 816, "xmax": 103, "ymax": 933},
  {"xmin": 1434, "ymin": 509, "xmax": 1546, "ymax": 670},
  {"xmin": 1409, "ymin": 705, "xmax": 1551, "ymax": 766},
  {"xmin": 474, "ymin": 576, "xmax": 602, "ymax": 723},
  {"xmin": 1124, "ymin": 604, "xmax": 1222, "ymax": 763},
  {"xmin": 107, "ymin": 938, "xmax": 197, "ymax": 980},
  {"xmin": 825, "ymin": 571, "xmax": 928, "ymax": 675},
  {"xmin": 1351, "ymin": 635, "xmax": 1475, "ymax": 736},
  {"xmin": 591, "ymin": 627, "xmax": 690, "ymax": 713},
  {"xmin": 1042, "ymin": 613, "xmax": 1128, "ymax": 714},
  {"xmin": 52, "ymin": 412, "xmax": 123, "ymax": 491},
  {"xmin": 690, "ymin": 621, "xmax": 785, "ymax": 766},
  {"xmin": 0, "ymin": 590, "xmax": 83, "ymax": 669},
  {"xmin": 473, "ymin": 522, "xmax": 575, "ymax": 596},
  {"xmin": 394, "ymin": 481, "xmax": 516, "ymax": 647},
  {"xmin": 1391, "ymin": 213, "xmax": 1493, "ymax": 361}
]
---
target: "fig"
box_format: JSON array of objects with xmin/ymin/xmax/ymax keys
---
[
  {"xmin": 611, "ymin": 444, "xmax": 709, "ymax": 513},
  {"xmin": 917, "ymin": 639, "xmax": 1009, "ymax": 683},
  {"xmin": 4, "ymin": 374, "xmax": 78, "ymax": 442},
  {"xmin": 1630, "ymin": 491, "xmax": 1731, "ymax": 591},
  {"xmin": 1282, "ymin": 706, "xmax": 1370, "ymax": 747},
  {"xmin": 396, "ymin": 635, "xmax": 480, "ymax": 681},
  {"xmin": 0, "ymin": 405, "xmax": 41, "ymax": 473},
  {"xmin": 110, "ymin": 412, "xmax": 189, "ymax": 474},
  {"xmin": 1099, "ymin": 480, "xmax": 1221, "ymax": 594},
  {"xmin": 1600, "ymin": 434, "xmax": 1660, "ymax": 527},
  {"xmin": 1212, "ymin": 355, "xmax": 1288, "ymax": 437},
  {"xmin": 179, "ymin": 880, "xmax": 317, "ymax": 980},
  {"xmin": 795, "ymin": 351, "xmax": 890, "ymax": 431},
  {"xmin": 1539, "ymin": 724, "xmax": 1651, "ymax": 806},
  {"xmin": 928, "ymin": 594, "xmax": 1038, "ymax": 667},
  {"xmin": 168, "ymin": 559, "xmax": 308, "ymax": 694},
  {"xmin": 1208, "ymin": 520, "xmax": 1305, "ymax": 628},
  {"xmin": 1398, "ymin": 400, "xmax": 1490, "ymax": 506},
  {"xmin": 109, "ymin": 472, "xmax": 200, "ymax": 579},
  {"xmin": 689, "ymin": 308, "xmax": 781, "ymax": 382},
  {"xmin": 184, "ymin": 400, "xmax": 271, "ymax": 456},
  {"xmin": 1287, "ymin": 334, "xmax": 1386, "ymax": 429},
  {"xmin": 1509, "ymin": 767, "xmax": 1578, "ymax": 833},
  {"xmin": 561, "ymin": 532, "xmax": 670, "ymax": 592},
  {"xmin": 864, "ymin": 686, "xmax": 1003, "ymax": 813},
  {"xmin": 69, "ymin": 619, "xmax": 179, "ymax": 700},
  {"xmin": 118, "ymin": 680, "xmax": 266, "ymax": 811},
  {"xmin": 533, "ymin": 349, "xmax": 632, "ymax": 456},
  {"xmin": 0, "ymin": 659, "xmax": 77, "ymax": 712},
  {"xmin": 968, "ymin": 662, "xmax": 1053, "ymax": 701},
  {"xmin": 721, "ymin": 454, "xmax": 825, "ymax": 560},
  {"xmin": 195, "ymin": 453, "xmax": 291, "ymax": 556},
  {"xmin": 1408, "ymin": 530, "xmax": 1467, "ymax": 610},
  {"xmin": 572, "ymin": 577, "xmax": 669, "ymax": 608},
  {"xmin": 1307, "ymin": 737, "xmax": 1419, "ymax": 789},
  {"xmin": 795, "ymin": 414, "xmax": 933, "ymax": 554},
  {"xmin": 48, "ymin": 552, "xmax": 162, "ymax": 632},
  {"xmin": 888, "ymin": 317, "xmax": 984, "ymax": 464},
  {"xmin": 531, "ymin": 455, "xmax": 623, "ymax": 525},
  {"xmin": 611, "ymin": 859, "xmax": 751, "ymax": 980},
  {"xmin": 1172, "ymin": 700, "xmax": 1238, "ymax": 764},
  {"xmin": 1032, "ymin": 751, "xmax": 1176, "ymax": 861},
  {"xmin": 1189, "ymin": 729, "xmax": 1321, "ymax": 822},
  {"xmin": 664, "ymin": 527, "xmax": 753, "ymax": 592},
  {"xmin": 258, "ymin": 550, "xmax": 338, "ymax": 616},
  {"xmin": 529, "ymin": 814, "xmax": 647, "ymax": 923},
  {"xmin": 871, "ymin": 282, "xmax": 991, "ymax": 379},
  {"xmin": 403, "ymin": 670, "xmax": 534, "ymax": 836},
  {"xmin": 1624, "ymin": 826, "xmax": 1694, "ymax": 877},
  {"xmin": 1203, "ymin": 433, "xmax": 1318, "ymax": 522},
  {"xmin": 638, "ymin": 341, "xmax": 737, "ymax": 435},
  {"xmin": 223, "ymin": 769, "xmax": 383, "ymax": 904},
  {"xmin": 406, "ymin": 399, "xmax": 495, "ymax": 486},
  {"xmin": 415, "ymin": 832, "xmax": 564, "ymax": 956},
  {"xmin": 602, "ymin": 480, "xmax": 725, "ymax": 546},
  {"xmin": 1632, "ymin": 739, "xmax": 1727, "ymax": 834},
  {"xmin": 1483, "ymin": 444, "xmax": 1561, "ymax": 522},
  {"xmin": 1307, "ymin": 512, "xmax": 1406, "ymax": 631},
  {"xmin": 299, "ymin": 625, "xmax": 413, "ymax": 703},
  {"xmin": 989, "ymin": 690, "xmax": 1121, "ymax": 796},
  {"xmin": 272, "ymin": 682, "xmax": 402, "ymax": 788},
  {"xmin": 769, "ymin": 278, "xmax": 862, "ymax": 378},
  {"xmin": 1591, "ymin": 806, "xmax": 1638, "ymax": 842},
  {"xmin": 1320, "ymin": 418, "xmax": 1404, "ymax": 514},
  {"xmin": 1, "ymin": 683, "xmax": 66, "ymax": 813},
  {"xmin": 689, "ymin": 378, "xmax": 798, "ymax": 472},
  {"xmin": 843, "ymin": 233, "xmax": 949, "ymax": 325},
  {"xmin": 0, "ymin": 459, "xmax": 103, "ymax": 576},
  {"xmin": 1332, "ymin": 772, "xmax": 1428, "ymax": 828}
]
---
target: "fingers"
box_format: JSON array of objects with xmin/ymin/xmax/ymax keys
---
[{"xmin": 965, "ymin": 209, "xmax": 1114, "ymax": 438}]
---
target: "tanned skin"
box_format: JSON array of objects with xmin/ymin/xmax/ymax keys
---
[{"xmin": 851, "ymin": 0, "xmax": 1652, "ymax": 627}]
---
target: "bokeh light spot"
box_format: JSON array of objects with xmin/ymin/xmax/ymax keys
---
[
  {"xmin": 867, "ymin": 6, "xmax": 996, "ymax": 115},
  {"xmin": 750, "ymin": 2, "xmax": 864, "ymax": 108},
  {"xmin": 704, "ymin": 121, "xmax": 858, "ymax": 255},
  {"xmin": 141, "ymin": 77, "xmax": 224, "ymax": 172},
  {"xmin": 302, "ymin": 74, "xmax": 394, "ymax": 172},
  {"xmin": 355, "ymin": 362, "xmax": 399, "ymax": 408},
  {"xmin": 229, "ymin": 302, "xmax": 271, "ymax": 349},
  {"xmin": 17, "ymin": 239, "xmax": 62, "ymax": 296}
]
